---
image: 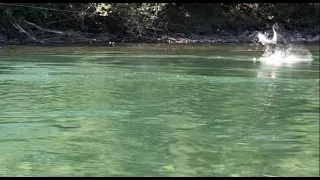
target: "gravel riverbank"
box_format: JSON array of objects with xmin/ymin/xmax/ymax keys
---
[{"xmin": 0, "ymin": 29, "xmax": 319, "ymax": 45}]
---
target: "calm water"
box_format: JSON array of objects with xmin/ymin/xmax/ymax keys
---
[{"xmin": 0, "ymin": 44, "xmax": 319, "ymax": 176}]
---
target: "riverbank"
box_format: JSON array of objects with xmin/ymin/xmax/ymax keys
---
[
  {"xmin": 1, "ymin": 3, "xmax": 319, "ymax": 46},
  {"xmin": 1, "ymin": 30, "xmax": 318, "ymax": 46}
]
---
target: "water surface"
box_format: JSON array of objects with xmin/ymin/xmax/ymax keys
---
[{"xmin": 0, "ymin": 43, "xmax": 319, "ymax": 176}]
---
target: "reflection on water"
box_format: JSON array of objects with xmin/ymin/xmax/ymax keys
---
[
  {"xmin": 257, "ymin": 65, "xmax": 277, "ymax": 79},
  {"xmin": 0, "ymin": 44, "xmax": 319, "ymax": 176}
]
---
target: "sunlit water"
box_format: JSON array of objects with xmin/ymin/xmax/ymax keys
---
[{"xmin": 0, "ymin": 44, "xmax": 319, "ymax": 176}]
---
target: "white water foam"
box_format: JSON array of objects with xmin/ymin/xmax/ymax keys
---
[
  {"xmin": 254, "ymin": 24, "xmax": 313, "ymax": 67},
  {"xmin": 256, "ymin": 46, "xmax": 313, "ymax": 67}
]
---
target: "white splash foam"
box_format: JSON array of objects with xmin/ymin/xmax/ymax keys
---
[
  {"xmin": 255, "ymin": 46, "xmax": 313, "ymax": 67},
  {"xmin": 255, "ymin": 25, "xmax": 313, "ymax": 67},
  {"xmin": 255, "ymin": 34, "xmax": 313, "ymax": 67}
]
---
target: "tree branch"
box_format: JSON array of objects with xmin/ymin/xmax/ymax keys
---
[{"xmin": 10, "ymin": 21, "xmax": 45, "ymax": 43}]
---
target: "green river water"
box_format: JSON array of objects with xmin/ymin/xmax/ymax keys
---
[{"xmin": 0, "ymin": 44, "xmax": 319, "ymax": 176}]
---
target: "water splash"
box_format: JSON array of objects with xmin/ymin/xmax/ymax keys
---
[
  {"xmin": 257, "ymin": 24, "xmax": 278, "ymax": 45},
  {"xmin": 254, "ymin": 24, "xmax": 313, "ymax": 67},
  {"xmin": 257, "ymin": 46, "xmax": 313, "ymax": 67}
]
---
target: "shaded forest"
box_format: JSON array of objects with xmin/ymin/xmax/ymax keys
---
[{"xmin": 0, "ymin": 3, "xmax": 319, "ymax": 44}]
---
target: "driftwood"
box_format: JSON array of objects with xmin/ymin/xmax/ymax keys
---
[
  {"xmin": 6, "ymin": 18, "xmax": 117, "ymax": 44},
  {"xmin": 44, "ymin": 18, "xmax": 72, "ymax": 25},
  {"xmin": 23, "ymin": 20, "xmax": 67, "ymax": 35},
  {"xmin": 10, "ymin": 21, "xmax": 45, "ymax": 43}
]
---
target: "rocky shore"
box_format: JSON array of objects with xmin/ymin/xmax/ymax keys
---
[
  {"xmin": 0, "ymin": 30, "xmax": 319, "ymax": 45},
  {"xmin": 158, "ymin": 30, "xmax": 319, "ymax": 44}
]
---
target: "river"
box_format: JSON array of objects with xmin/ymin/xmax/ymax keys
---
[{"xmin": 0, "ymin": 43, "xmax": 319, "ymax": 176}]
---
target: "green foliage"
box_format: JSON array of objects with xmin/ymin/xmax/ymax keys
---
[
  {"xmin": 0, "ymin": 3, "xmax": 318, "ymax": 40},
  {"xmin": 105, "ymin": 3, "xmax": 168, "ymax": 36}
]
